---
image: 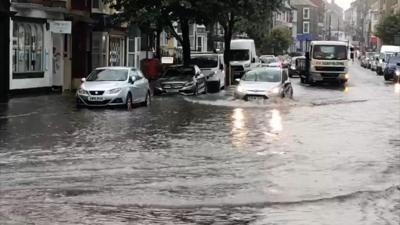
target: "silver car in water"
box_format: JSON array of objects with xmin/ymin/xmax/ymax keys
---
[
  {"xmin": 76, "ymin": 67, "xmax": 151, "ymax": 110},
  {"xmin": 234, "ymin": 67, "xmax": 293, "ymax": 101}
]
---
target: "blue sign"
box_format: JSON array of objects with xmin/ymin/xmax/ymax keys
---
[{"xmin": 297, "ymin": 34, "xmax": 315, "ymax": 41}]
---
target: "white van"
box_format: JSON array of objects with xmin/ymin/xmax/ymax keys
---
[
  {"xmin": 230, "ymin": 39, "xmax": 259, "ymax": 79},
  {"xmin": 376, "ymin": 45, "xmax": 400, "ymax": 75},
  {"xmin": 191, "ymin": 53, "xmax": 225, "ymax": 92}
]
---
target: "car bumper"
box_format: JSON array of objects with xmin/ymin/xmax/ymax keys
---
[
  {"xmin": 154, "ymin": 85, "xmax": 196, "ymax": 95},
  {"xmin": 76, "ymin": 93, "xmax": 126, "ymax": 107},
  {"xmin": 234, "ymin": 90, "xmax": 279, "ymax": 100},
  {"xmin": 310, "ymin": 73, "xmax": 348, "ymax": 82}
]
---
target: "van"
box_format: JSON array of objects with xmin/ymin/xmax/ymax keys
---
[
  {"xmin": 230, "ymin": 39, "xmax": 259, "ymax": 80},
  {"xmin": 191, "ymin": 53, "xmax": 225, "ymax": 92},
  {"xmin": 376, "ymin": 45, "xmax": 400, "ymax": 75}
]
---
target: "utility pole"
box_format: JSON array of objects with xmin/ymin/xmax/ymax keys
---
[{"xmin": 0, "ymin": 0, "xmax": 11, "ymax": 102}]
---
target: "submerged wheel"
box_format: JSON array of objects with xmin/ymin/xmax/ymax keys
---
[
  {"xmin": 142, "ymin": 91, "xmax": 151, "ymax": 107},
  {"xmin": 126, "ymin": 93, "xmax": 133, "ymax": 111}
]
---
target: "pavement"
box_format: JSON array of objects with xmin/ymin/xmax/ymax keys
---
[{"xmin": 0, "ymin": 62, "xmax": 399, "ymax": 225}]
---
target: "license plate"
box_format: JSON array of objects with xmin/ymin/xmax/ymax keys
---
[
  {"xmin": 247, "ymin": 96, "xmax": 264, "ymax": 101},
  {"xmin": 314, "ymin": 76, "xmax": 323, "ymax": 81},
  {"xmin": 88, "ymin": 97, "xmax": 104, "ymax": 101},
  {"xmin": 164, "ymin": 85, "xmax": 172, "ymax": 88},
  {"xmin": 166, "ymin": 89, "xmax": 179, "ymax": 93}
]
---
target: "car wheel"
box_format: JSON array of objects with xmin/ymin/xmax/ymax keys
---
[
  {"xmin": 126, "ymin": 93, "xmax": 133, "ymax": 111},
  {"xmin": 142, "ymin": 91, "xmax": 151, "ymax": 107},
  {"xmin": 203, "ymin": 82, "xmax": 208, "ymax": 94},
  {"xmin": 288, "ymin": 86, "xmax": 294, "ymax": 99},
  {"xmin": 384, "ymin": 73, "xmax": 391, "ymax": 81}
]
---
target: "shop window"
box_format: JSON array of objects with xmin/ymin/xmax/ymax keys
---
[{"xmin": 12, "ymin": 21, "xmax": 44, "ymax": 77}]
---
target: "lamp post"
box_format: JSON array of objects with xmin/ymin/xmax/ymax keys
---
[{"xmin": 0, "ymin": 0, "xmax": 11, "ymax": 102}]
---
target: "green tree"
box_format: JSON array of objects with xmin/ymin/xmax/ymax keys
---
[
  {"xmin": 263, "ymin": 27, "xmax": 293, "ymax": 55},
  {"xmin": 108, "ymin": 0, "xmax": 205, "ymax": 65},
  {"xmin": 198, "ymin": 0, "xmax": 283, "ymax": 84},
  {"xmin": 375, "ymin": 13, "xmax": 400, "ymax": 45}
]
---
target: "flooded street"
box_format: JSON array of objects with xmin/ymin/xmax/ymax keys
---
[{"xmin": 0, "ymin": 63, "xmax": 399, "ymax": 224}]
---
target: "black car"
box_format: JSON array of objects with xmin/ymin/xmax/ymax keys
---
[
  {"xmin": 289, "ymin": 56, "xmax": 305, "ymax": 78},
  {"xmin": 383, "ymin": 55, "xmax": 400, "ymax": 82},
  {"xmin": 154, "ymin": 65, "xmax": 207, "ymax": 95}
]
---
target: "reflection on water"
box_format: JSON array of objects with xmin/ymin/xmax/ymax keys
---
[
  {"xmin": 395, "ymin": 83, "xmax": 400, "ymax": 94},
  {"xmin": 343, "ymin": 86, "xmax": 350, "ymax": 94},
  {"xmin": 231, "ymin": 108, "xmax": 247, "ymax": 148},
  {"xmin": 269, "ymin": 109, "xmax": 282, "ymax": 134}
]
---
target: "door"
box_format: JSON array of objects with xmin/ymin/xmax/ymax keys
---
[
  {"xmin": 52, "ymin": 34, "xmax": 64, "ymax": 88},
  {"xmin": 130, "ymin": 69, "xmax": 146, "ymax": 102}
]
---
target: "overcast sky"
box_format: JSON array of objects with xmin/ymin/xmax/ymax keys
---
[{"xmin": 330, "ymin": 0, "xmax": 354, "ymax": 10}]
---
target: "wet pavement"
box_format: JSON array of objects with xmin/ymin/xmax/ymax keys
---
[{"xmin": 0, "ymin": 62, "xmax": 399, "ymax": 225}]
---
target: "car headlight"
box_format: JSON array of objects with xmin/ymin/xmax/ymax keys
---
[
  {"xmin": 77, "ymin": 88, "xmax": 88, "ymax": 95},
  {"xmin": 108, "ymin": 88, "xmax": 122, "ymax": 94},
  {"xmin": 244, "ymin": 63, "xmax": 251, "ymax": 67},
  {"xmin": 268, "ymin": 87, "xmax": 280, "ymax": 94},
  {"xmin": 185, "ymin": 81, "xmax": 195, "ymax": 87},
  {"xmin": 237, "ymin": 86, "xmax": 245, "ymax": 93},
  {"xmin": 208, "ymin": 71, "xmax": 216, "ymax": 77},
  {"xmin": 396, "ymin": 70, "xmax": 400, "ymax": 76},
  {"xmin": 344, "ymin": 74, "xmax": 350, "ymax": 79}
]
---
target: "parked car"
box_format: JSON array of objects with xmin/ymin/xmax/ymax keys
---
[
  {"xmin": 383, "ymin": 55, "xmax": 400, "ymax": 82},
  {"xmin": 360, "ymin": 55, "xmax": 368, "ymax": 68},
  {"xmin": 76, "ymin": 67, "xmax": 151, "ymax": 110},
  {"xmin": 377, "ymin": 52, "xmax": 396, "ymax": 75},
  {"xmin": 260, "ymin": 57, "xmax": 282, "ymax": 68},
  {"xmin": 289, "ymin": 56, "xmax": 305, "ymax": 77},
  {"xmin": 260, "ymin": 55, "xmax": 275, "ymax": 63},
  {"xmin": 154, "ymin": 65, "xmax": 207, "ymax": 95},
  {"xmin": 234, "ymin": 67, "xmax": 293, "ymax": 101},
  {"xmin": 365, "ymin": 52, "xmax": 376, "ymax": 69},
  {"xmin": 370, "ymin": 53, "xmax": 380, "ymax": 71},
  {"xmin": 191, "ymin": 53, "xmax": 225, "ymax": 92}
]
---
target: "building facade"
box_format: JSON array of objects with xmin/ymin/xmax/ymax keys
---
[
  {"xmin": 292, "ymin": 0, "xmax": 324, "ymax": 52},
  {"xmin": 0, "ymin": 0, "xmax": 11, "ymax": 102},
  {"xmin": 10, "ymin": 0, "xmax": 70, "ymax": 92},
  {"xmin": 272, "ymin": 0, "xmax": 297, "ymax": 52}
]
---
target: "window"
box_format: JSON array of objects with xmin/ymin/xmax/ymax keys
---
[
  {"xmin": 92, "ymin": 32, "xmax": 107, "ymax": 69},
  {"xmin": 12, "ymin": 21, "xmax": 44, "ymax": 75},
  {"xmin": 303, "ymin": 8, "xmax": 310, "ymax": 19},
  {"xmin": 303, "ymin": 21, "xmax": 310, "ymax": 34},
  {"xmin": 197, "ymin": 37, "xmax": 203, "ymax": 52},
  {"xmin": 92, "ymin": 0, "xmax": 101, "ymax": 9}
]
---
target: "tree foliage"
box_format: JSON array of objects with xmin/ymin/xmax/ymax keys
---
[
  {"xmin": 262, "ymin": 27, "xmax": 293, "ymax": 55},
  {"xmin": 375, "ymin": 13, "xmax": 400, "ymax": 45}
]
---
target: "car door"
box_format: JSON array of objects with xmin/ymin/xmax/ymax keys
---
[
  {"xmin": 281, "ymin": 69, "xmax": 291, "ymax": 95},
  {"xmin": 195, "ymin": 66, "xmax": 206, "ymax": 90},
  {"xmin": 129, "ymin": 69, "xmax": 145, "ymax": 103}
]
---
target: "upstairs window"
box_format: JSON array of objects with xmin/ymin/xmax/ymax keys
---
[{"xmin": 303, "ymin": 8, "xmax": 310, "ymax": 20}]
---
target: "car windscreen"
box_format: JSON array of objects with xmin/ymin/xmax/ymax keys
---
[
  {"xmin": 313, "ymin": 45, "xmax": 348, "ymax": 60},
  {"xmin": 164, "ymin": 67, "xmax": 195, "ymax": 78},
  {"xmin": 242, "ymin": 69, "xmax": 281, "ymax": 82},
  {"xmin": 86, "ymin": 69, "xmax": 128, "ymax": 81},
  {"xmin": 231, "ymin": 50, "xmax": 250, "ymax": 61},
  {"xmin": 191, "ymin": 56, "xmax": 218, "ymax": 68},
  {"xmin": 389, "ymin": 56, "xmax": 400, "ymax": 64},
  {"xmin": 261, "ymin": 57, "xmax": 278, "ymax": 64}
]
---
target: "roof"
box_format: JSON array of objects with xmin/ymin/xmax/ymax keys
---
[
  {"xmin": 291, "ymin": 0, "xmax": 317, "ymax": 7},
  {"xmin": 311, "ymin": 41, "xmax": 350, "ymax": 46},
  {"xmin": 95, "ymin": 67, "xmax": 133, "ymax": 70}
]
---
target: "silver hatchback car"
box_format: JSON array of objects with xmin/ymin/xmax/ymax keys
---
[{"xmin": 76, "ymin": 67, "xmax": 151, "ymax": 110}]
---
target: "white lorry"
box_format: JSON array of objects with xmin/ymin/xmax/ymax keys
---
[
  {"xmin": 299, "ymin": 41, "xmax": 353, "ymax": 85},
  {"xmin": 229, "ymin": 39, "xmax": 259, "ymax": 80}
]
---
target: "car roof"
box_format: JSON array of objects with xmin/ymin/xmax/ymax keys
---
[
  {"xmin": 95, "ymin": 67, "xmax": 132, "ymax": 70},
  {"xmin": 311, "ymin": 41, "xmax": 349, "ymax": 46}
]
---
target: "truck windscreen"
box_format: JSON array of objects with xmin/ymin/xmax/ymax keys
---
[
  {"xmin": 231, "ymin": 50, "xmax": 250, "ymax": 61},
  {"xmin": 313, "ymin": 45, "xmax": 347, "ymax": 60}
]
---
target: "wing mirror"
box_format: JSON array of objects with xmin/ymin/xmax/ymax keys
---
[
  {"xmin": 350, "ymin": 53, "xmax": 354, "ymax": 60},
  {"xmin": 252, "ymin": 58, "xmax": 256, "ymax": 63},
  {"xmin": 397, "ymin": 62, "xmax": 400, "ymax": 66},
  {"xmin": 129, "ymin": 76, "xmax": 135, "ymax": 84},
  {"xmin": 219, "ymin": 64, "xmax": 224, "ymax": 70},
  {"xmin": 81, "ymin": 78, "xmax": 86, "ymax": 83},
  {"xmin": 235, "ymin": 78, "xmax": 241, "ymax": 82}
]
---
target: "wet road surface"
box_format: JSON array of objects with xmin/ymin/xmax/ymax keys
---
[{"xmin": 0, "ymin": 63, "xmax": 399, "ymax": 224}]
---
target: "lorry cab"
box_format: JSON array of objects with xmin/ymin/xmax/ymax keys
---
[
  {"xmin": 300, "ymin": 41, "xmax": 351, "ymax": 85},
  {"xmin": 230, "ymin": 39, "xmax": 259, "ymax": 80}
]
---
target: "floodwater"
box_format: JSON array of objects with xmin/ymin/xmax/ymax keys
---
[{"xmin": 0, "ymin": 63, "xmax": 399, "ymax": 224}]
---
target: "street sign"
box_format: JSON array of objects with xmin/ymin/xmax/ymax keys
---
[{"xmin": 50, "ymin": 21, "xmax": 72, "ymax": 34}]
